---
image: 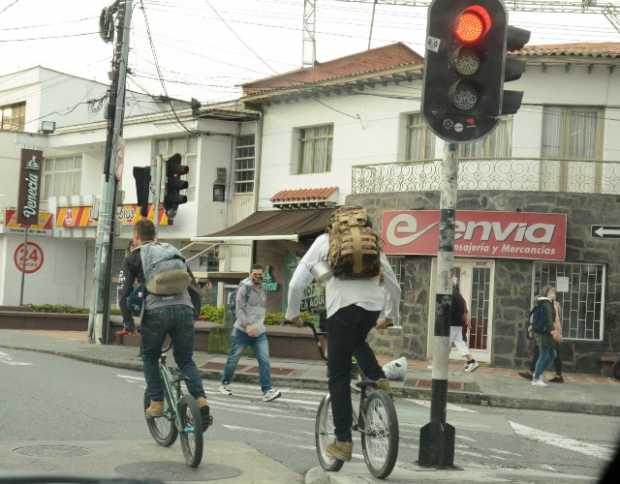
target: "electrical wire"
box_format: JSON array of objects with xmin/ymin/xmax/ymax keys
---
[
  {"xmin": 0, "ymin": 0, "xmax": 22, "ymax": 16},
  {"xmin": 138, "ymin": 0, "xmax": 196, "ymax": 134},
  {"xmin": 0, "ymin": 31, "xmax": 98, "ymax": 42}
]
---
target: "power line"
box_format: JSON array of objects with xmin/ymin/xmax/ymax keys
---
[
  {"xmin": 0, "ymin": 15, "xmax": 98, "ymax": 31},
  {"xmin": 138, "ymin": 0, "xmax": 195, "ymax": 134},
  {"xmin": 0, "ymin": 0, "xmax": 22, "ymax": 16},
  {"xmin": 0, "ymin": 31, "xmax": 98, "ymax": 42},
  {"xmin": 203, "ymin": 0, "xmax": 279, "ymax": 75}
]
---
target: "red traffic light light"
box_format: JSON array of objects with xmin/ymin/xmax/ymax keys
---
[{"xmin": 454, "ymin": 5, "xmax": 491, "ymax": 45}]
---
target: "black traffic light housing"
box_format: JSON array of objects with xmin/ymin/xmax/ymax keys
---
[
  {"xmin": 133, "ymin": 166, "xmax": 151, "ymax": 217},
  {"xmin": 422, "ymin": 0, "xmax": 530, "ymax": 142},
  {"xmin": 164, "ymin": 153, "xmax": 189, "ymax": 223}
]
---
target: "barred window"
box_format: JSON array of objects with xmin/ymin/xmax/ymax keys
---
[
  {"xmin": 406, "ymin": 113, "xmax": 435, "ymax": 161},
  {"xmin": 234, "ymin": 134, "xmax": 255, "ymax": 193},
  {"xmin": 156, "ymin": 136, "xmax": 198, "ymax": 201},
  {"xmin": 532, "ymin": 262, "xmax": 605, "ymax": 341},
  {"xmin": 297, "ymin": 124, "xmax": 333, "ymax": 174}
]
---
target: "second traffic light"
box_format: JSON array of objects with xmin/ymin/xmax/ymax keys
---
[
  {"xmin": 422, "ymin": 0, "xmax": 530, "ymax": 142},
  {"xmin": 164, "ymin": 153, "xmax": 189, "ymax": 223}
]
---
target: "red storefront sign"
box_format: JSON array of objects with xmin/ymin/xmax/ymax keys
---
[{"xmin": 382, "ymin": 210, "xmax": 567, "ymax": 261}]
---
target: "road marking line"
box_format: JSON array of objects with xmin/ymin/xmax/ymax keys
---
[
  {"xmin": 0, "ymin": 351, "xmax": 32, "ymax": 366},
  {"xmin": 408, "ymin": 399, "xmax": 478, "ymax": 414},
  {"xmin": 222, "ymin": 424, "xmax": 308, "ymax": 442},
  {"xmin": 459, "ymin": 450, "xmax": 486, "ymax": 458},
  {"xmin": 456, "ymin": 435, "xmax": 476, "ymax": 443},
  {"xmin": 117, "ymin": 374, "xmax": 144, "ymax": 381},
  {"xmin": 509, "ymin": 421, "xmax": 613, "ymax": 460},
  {"xmin": 491, "ymin": 448, "xmax": 523, "ymax": 457},
  {"xmin": 212, "ymin": 404, "xmax": 314, "ymax": 422},
  {"xmin": 542, "ymin": 464, "xmax": 556, "ymax": 472}
]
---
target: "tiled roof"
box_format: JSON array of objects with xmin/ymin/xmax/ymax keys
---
[
  {"xmin": 243, "ymin": 42, "xmax": 423, "ymax": 96},
  {"xmin": 512, "ymin": 42, "xmax": 620, "ymax": 59},
  {"xmin": 271, "ymin": 187, "xmax": 338, "ymax": 203}
]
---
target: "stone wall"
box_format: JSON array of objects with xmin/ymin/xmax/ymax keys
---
[{"xmin": 348, "ymin": 190, "xmax": 620, "ymax": 373}]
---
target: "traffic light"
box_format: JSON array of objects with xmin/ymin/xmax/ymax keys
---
[
  {"xmin": 164, "ymin": 153, "xmax": 189, "ymax": 223},
  {"xmin": 132, "ymin": 166, "xmax": 151, "ymax": 217},
  {"xmin": 422, "ymin": 0, "xmax": 530, "ymax": 142}
]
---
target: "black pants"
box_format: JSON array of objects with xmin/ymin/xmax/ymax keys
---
[
  {"xmin": 529, "ymin": 341, "xmax": 562, "ymax": 375},
  {"xmin": 327, "ymin": 304, "xmax": 384, "ymax": 442}
]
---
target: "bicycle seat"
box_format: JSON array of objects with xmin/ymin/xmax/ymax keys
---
[{"xmin": 355, "ymin": 379, "xmax": 378, "ymax": 390}]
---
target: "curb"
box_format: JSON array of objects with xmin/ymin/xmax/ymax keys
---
[{"xmin": 2, "ymin": 344, "xmax": 619, "ymax": 417}]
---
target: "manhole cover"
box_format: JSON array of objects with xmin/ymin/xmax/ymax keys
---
[
  {"xmin": 116, "ymin": 461, "xmax": 241, "ymax": 481},
  {"xmin": 13, "ymin": 444, "xmax": 90, "ymax": 457}
]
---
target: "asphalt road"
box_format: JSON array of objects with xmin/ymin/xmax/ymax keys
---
[{"xmin": 0, "ymin": 348, "xmax": 618, "ymax": 483}]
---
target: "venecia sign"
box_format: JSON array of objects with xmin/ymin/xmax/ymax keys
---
[{"xmin": 382, "ymin": 210, "xmax": 567, "ymax": 261}]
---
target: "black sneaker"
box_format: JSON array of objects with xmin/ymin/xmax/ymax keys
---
[
  {"xmin": 549, "ymin": 376, "xmax": 564, "ymax": 383},
  {"xmin": 518, "ymin": 371, "xmax": 533, "ymax": 381}
]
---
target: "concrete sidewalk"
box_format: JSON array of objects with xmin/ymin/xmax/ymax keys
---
[{"xmin": 1, "ymin": 329, "xmax": 618, "ymax": 417}]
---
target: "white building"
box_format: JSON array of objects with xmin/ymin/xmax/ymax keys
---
[{"xmin": 0, "ymin": 66, "xmax": 258, "ymax": 308}]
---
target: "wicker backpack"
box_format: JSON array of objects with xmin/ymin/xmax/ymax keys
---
[{"xmin": 327, "ymin": 206, "xmax": 381, "ymax": 279}]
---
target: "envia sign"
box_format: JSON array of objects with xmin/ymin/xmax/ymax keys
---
[
  {"xmin": 382, "ymin": 210, "xmax": 567, "ymax": 261},
  {"xmin": 17, "ymin": 149, "xmax": 43, "ymax": 225}
]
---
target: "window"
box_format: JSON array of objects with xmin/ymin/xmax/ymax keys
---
[
  {"xmin": 532, "ymin": 262, "xmax": 605, "ymax": 341},
  {"xmin": 542, "ymin": 106, "xmax": 602, "ymax": 160},
  {"xmin": 297, "ymin": 124, "xmax": 333, "ymax": 174},
  {"xmin": 406, "ymin": 113, "xmax": 435, "ymax": 161},
  {"xmin": 156, "ymin": 136, "xmax": 198, "ymax": 200},
  {"xmin": 234, "ymin": 134, "xmax": 255, "ymax": 193},
  {"xmin": 457, "ymin": 118, "xmax": 512, "ymax": 158},
  {"xmin": 41, "ymin": 156, "xmax": 82, "ymax": 199},
  {"xmin": 0, "ymin": 102, "xmax": 25, "ymax": 131}
]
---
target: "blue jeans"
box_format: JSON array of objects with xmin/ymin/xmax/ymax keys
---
[
  {"xmin": 221, "ymin": 328, "xmax": 272, "ymax": 393},
  {"xmin": 141, "ymin": 305, "xmax": 206, "ymax": 401},
  {"xmin": 533, "ymin": 344, "xmax": 557, "ymax": 380}
]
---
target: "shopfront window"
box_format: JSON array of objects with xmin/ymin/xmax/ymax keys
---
[{"xmin": 532, "ymin": 262, "xmax": 605, "ymax": 341}]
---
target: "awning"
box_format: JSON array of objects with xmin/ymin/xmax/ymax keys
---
[{"xmin": 191, "ymin": 208, "xmax": 335, "ymax": 242}]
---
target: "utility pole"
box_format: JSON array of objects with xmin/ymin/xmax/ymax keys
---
[{"xmin": 89, "ymin": 0, "xmax": 133, "ymax": 344}]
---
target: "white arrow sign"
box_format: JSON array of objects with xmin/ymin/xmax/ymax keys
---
[{"xmin": 593, "ymin": 226, "xmax": 620, "ymax": 238}]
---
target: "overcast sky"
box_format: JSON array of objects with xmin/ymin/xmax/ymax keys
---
[{"xmin": 0, "ymin": 0, "xmax": 618, "ymax": 105}]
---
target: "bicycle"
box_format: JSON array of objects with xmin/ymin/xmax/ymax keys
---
[
  {"xmin": 284, "ymin": 321, "xmax": 399, "ymax": 480},
  {"xmin": 143, "ymin": 337, "xmax": 212, "ymax": 468}
]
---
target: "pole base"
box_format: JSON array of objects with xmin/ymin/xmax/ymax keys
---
[{"xmin": 418, "ymin": 421, "xmax": 456, "ymax": 468}]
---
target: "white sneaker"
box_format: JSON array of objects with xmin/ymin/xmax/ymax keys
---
[
  {"xmin": 464, "ymin": 361, "xmax": 480, "ymax": 373},
  {"xmin": 263, "ymin": 388, "xmax": 282, "ymax": 402},
  {"xmin": 531, "ymin": 378, "xmax": 548, "ymax": 387},
  {"xmin": 219, "ymin": 384, "xmax": 232, "ymax": 396}
]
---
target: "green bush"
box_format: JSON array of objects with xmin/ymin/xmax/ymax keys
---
[
  {"xmin": 25, "ymin": 304, "xmax": 89, "ymax": 314},
  {"xmin": 264, "ymin": 311, "xmax": 314, "ymax": 326},
  {"xmin": 201, "ymin": 304, "xmax": 224, "ymax": 323}
]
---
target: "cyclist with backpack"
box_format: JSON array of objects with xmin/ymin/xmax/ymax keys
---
[
  {"xmin": 218, "ymin": 264, "xmax": 282, "ymax": 402},
  {"xmin": 285, "ymin": 206, "xmax": 401, "ymax": 462},
  {"xmin": 530, "ymin": 286, "xmax": 560, "ymax": 386},
  {"xmin": 118, "ymin": 219, "xmax": 210, "ymax": 422}
]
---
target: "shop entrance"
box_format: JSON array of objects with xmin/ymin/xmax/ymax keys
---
[{"xmin": 428, "ymin": 259, "xmax": 495, "ymax": 363}]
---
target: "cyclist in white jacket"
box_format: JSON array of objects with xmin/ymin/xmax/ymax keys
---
[{"xmin": 285, "ymin": 232, "xmax": 401, "ymax": 462}]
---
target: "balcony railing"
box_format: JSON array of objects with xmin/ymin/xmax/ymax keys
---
[{"xmin": 351, "ymin": 158, "xmax": 620, "ymax": 195}]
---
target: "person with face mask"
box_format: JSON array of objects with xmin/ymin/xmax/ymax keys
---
[
  {"xmin": 219, "ymin": 264, "xmax": 281, "ymax": 402},
  {"xmin": 450, "ymin": 274, "xmax": 479, "ymax": 373}
]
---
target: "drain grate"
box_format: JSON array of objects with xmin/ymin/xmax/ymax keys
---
[
  {"xmin": 116, "ymin": 461, "xmax": 241, "ymax": 481},
  {"xmin": 13, "ymin": 444, "xmax": 90, "ymax": 457}
]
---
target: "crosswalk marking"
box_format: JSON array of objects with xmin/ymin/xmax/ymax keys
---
[
  {"xmin": 0, "ymin": 351, "xmax": 32, "ymax": 366},
  {"xmin": 509, "ymin": 421, "xmax": 613, "ymax": 460},
  {"xmin": 407, "ymin": 398, "xmax": 478, "ymax": 414}
]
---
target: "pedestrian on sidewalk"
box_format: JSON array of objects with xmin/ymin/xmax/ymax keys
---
[
  {"xmin": 519, "ymin": 289, "xmax": 564, "ymax": 383},
  {"xmin": 529, "ymin": 286, "xmax": 559, "ymax": 387},
  {"xmin": 118, "ymin": 219, "xmax": 210, "ymax": 424},
  {"xmin": 451, "ymin": 275, "xmax": 479, "ymax": 373},
  {"xmin": 219, "ymin": 264, "xmax": 281, "ymax": 402},
  {"xmin": 284, "ymin": 206, "xmax": 401, "ymax": 463}
]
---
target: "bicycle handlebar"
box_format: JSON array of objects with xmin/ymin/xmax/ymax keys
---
[{"xmin": 281, "ymin": 320, "xmax": 328, "ymax": 361}]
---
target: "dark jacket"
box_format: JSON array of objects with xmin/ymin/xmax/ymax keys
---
[
  {"xmin": 118, "ymin": 246, "xmax": 192, "ymax": 326},
  {"xmin": 450, "ymin": 289, "xmax": 468, "ymax": 327},
  {"xmin": 534, "ymin": 297, "xmax": 556, "ymax": 348}
]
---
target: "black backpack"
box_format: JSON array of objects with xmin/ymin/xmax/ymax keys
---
[{"xmin": 530, "ymin": 304, "xmax": 549, "ymax": 334}]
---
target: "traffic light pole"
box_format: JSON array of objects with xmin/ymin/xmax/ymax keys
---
[
  {"xmin": 88, "ymin": 0, "xmax": 133, "ymax": 344},
  {"xmin": 152, "ymin": 155, "xmax": 163, "ymax": 230},
  {"xmin": 419, "ymin": 142, "xmax": 458, "ymax": 468}
]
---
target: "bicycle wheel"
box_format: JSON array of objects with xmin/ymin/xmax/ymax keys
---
[
  {"xmin": 144, "ymin": 389, "xmax": 178, "ymax": 447},
  {"xmin": 178, "ymin": 394, "xmax": 204, "ymax": 468},
  {"xmin": 361, "ymin": 390, "xmax": 399, "ymax": 479},
  {"xmin": 315, "ymin": 394, "xmax": 344, "ymax": 472}
]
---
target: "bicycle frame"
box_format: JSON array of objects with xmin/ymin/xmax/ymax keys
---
[{"xmin": 159, "ymin": 350, "xmax": 184, "ymax": 432}]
